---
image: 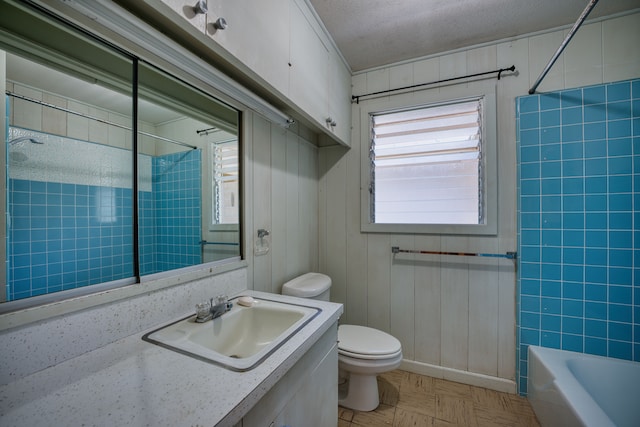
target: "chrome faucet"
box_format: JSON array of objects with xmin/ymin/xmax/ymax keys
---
[{"xmin": 195, "ymin": 295, "xmax": 233, "ymax": 323}]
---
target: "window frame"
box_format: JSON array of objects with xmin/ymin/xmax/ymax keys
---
[
  {"xmin": 210, "ymin": 139, "xmax": 240, "ymax": 227},
  {"xmin": 360, "ymin": 88, "xmax": 498, "ymax": 235}
]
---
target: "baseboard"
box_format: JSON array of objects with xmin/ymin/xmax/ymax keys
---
[{"xmin": 400, "ymin": 359, "xmax": 517, "ymax": 394}]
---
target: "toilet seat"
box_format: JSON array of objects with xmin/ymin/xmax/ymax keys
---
[
  {"xmin": 338, "ymin": 347, "xmax": 402, "ymax": 360},
  {"xmin": 337, "ymin": 325, "xmax": 403, "ymax": 411},
  {"xmin": 338, "ymin": 325, "xmax": 402, "ymax": 359}
]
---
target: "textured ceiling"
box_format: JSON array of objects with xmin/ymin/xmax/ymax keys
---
[{"xmin": 309, "ymin": 0, "xmax": 640, "ymax": 72}]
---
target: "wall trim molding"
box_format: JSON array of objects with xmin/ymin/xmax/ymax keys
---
[{"xmin": 400, "ymin": 359, "xmax": 517, "ymax": 394}]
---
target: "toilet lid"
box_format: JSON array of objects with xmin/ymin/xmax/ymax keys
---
[
  {"xmin": 338, "ymin": 325, "xmax": 402, "ymax": 356},
  {"xmin": 282, "ymin": 272, "xmax": 331, "ymax": 298}
]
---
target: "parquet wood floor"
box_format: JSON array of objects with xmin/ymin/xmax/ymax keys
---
[{"xmin": 338, "ymin": 370, "xmax": 540, "ymax": 427}]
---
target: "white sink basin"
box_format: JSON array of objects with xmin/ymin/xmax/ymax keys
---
[{"xmin": 142, "ymin": 297, "xmax": 321, "ymax": 371}]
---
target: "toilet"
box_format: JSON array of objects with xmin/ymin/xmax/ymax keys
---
[{"xmin": 282, "ymin": 272, "xmax": 403, "ymax": 412}]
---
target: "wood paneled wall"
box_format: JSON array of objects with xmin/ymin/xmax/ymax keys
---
[
  {"xmin": 245, "ymin": 113, "xmax": 320, "ymax": 294},
  {"xmin": 318, "ymin": 12, "xmax": 640, "ymax": 391}
]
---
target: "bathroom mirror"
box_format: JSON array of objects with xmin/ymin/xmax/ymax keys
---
[{"xmin": 1, "ymin": 7, "xmax": 241, "ymax": 305}]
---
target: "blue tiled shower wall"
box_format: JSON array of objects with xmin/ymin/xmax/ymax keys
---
[
  {"xmin": 7, "ymin": 133, "xmax": 201, "ymax": 301},
  {"xmin": 9, "ymin": 180, "xmax": 135, "ymax": 299},
  {"xmin": 516, "ymin": 79, "xmax": 640, "ymax": 395},
  {"xmin": 151, "ymin": 150, "xmax": 202, "ymax": 272}
]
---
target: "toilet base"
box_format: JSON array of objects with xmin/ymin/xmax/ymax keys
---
[{"xmin": 338, "ymin": 373, "xmax": 380, "ymax": 412}]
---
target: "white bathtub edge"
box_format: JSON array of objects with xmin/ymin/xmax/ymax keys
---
[{"xmin": 527, "ymin": 346, "xmax": 616, "ymax": 427}]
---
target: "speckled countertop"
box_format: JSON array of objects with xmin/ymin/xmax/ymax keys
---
[{"xmin": 0, "ymin": 291, "xmax": 343, "ymax": 427}]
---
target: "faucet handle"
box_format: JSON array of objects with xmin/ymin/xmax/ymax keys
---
[
  {"xmin": 195, "ymin": 301, "xmax": 211, "ymax": 320},
  {"xmin": 213, "ymin": 295, "xmax": 228, "ymax": 306}
]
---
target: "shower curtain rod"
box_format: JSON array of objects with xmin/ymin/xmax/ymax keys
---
[
  {"xmin": 196, "ymin": 127, "xmax": 220, "ymax": 135},
  {"xmin": 391, "ymin": 246, "xmax": 517, "ymax": 260},
  {"xmin": 6, "ymin": 91, "xmax": 198, "ymax": 150},
  {"xmin": 351, "ymin": 65, "xmax": 516, "ymax": 104},
  {"xmin": 529, "ymin": 0, "xmax": 599, "ymax": 94}
]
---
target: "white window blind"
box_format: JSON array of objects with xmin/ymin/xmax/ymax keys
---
[
  {"xmin": 212, "ymin": 141, "xmax": 239, "ymax": 224},
  {"xmin": 370, "ymin": 98, "xmax": 483, "ymax": 225}
]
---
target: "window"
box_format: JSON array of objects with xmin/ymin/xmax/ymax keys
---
[
  {"xmin": 361, "ymin": 91, "xmax": 496, "ymax": 235},
  {"xmin": 371, "ymin": 99, "xmax": 483, "ymax": 224},
  {"xmin": 212, "ymin": 140, "xmax": 239, "ymax": 225}
]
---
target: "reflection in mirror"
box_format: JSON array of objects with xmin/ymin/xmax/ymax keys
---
[
  {"xmin": 4, "ymin": 48, "xmax": 136, "ymax": 303},
  {"xmin": 137, "ymin": 62, "xmax": 240, "ymax": 274},
  {"xmin": 2, "ymin": 34, "xmax": 240, "ymax": 306},
  {"xmin": 7, "ymin": 125, "xmax": 136, "ymax": 300},
  {"xmin": 203, "ymin": 130, "xmax": 240, "ymax": 263}
]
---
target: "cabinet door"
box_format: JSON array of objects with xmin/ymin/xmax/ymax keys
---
[
  {"xmin": 242, "ymin": 324, "xmax": 338, "ymax": 427},
  {"xmin": 289, "ymin": 0, "xmax": 329, "ymax": 127},
  {"xmin": 328, "ymin": 52, "xmax": 352, "ymax": 145},
  {"xmin": 210, "ymin": 0, "xmax": 291, "ymax": 96},
  {"xmin": 273, "ymin": 342, "xmax": 338, "ymax": 427}
]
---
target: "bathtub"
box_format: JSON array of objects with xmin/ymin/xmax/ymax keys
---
[{"xmin": 527, "ymin": 345, "xmax": 640, "ymax": 427}]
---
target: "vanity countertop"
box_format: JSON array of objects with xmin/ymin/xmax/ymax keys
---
[{"xmin": 0, "ymin": 291, "xmax": 343, "ymax": 427}]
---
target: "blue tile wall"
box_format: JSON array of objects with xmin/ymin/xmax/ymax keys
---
[
  {"xmin": 4, "ymin": 97, "xmax": 9, "ymax": 289},
  {"xmin": 8, "ymin": 180, "xmax": 135, "ymax": 299},
  {"xmin": 151, "ymin": 150, "xmax": 202, "ymax": 272},
  {"xmin": 516, "ymin": 79, "xmax": 640, "ymax": 395},
  {"xmin": 138, "ymin": 190, "xmax": 156, "ymax": 275},
  {"xmin": 7, "ymin": 149, "xmax": 202, "ymax": 300}
]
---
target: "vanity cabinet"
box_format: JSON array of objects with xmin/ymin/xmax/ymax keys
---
[{"xmin": 240, "ymin": 322, "xmax": 338, "ymax": 427}]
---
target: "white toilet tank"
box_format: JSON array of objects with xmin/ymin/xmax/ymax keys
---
[{"xmin": 281, "ymin": 272, "xmax": 331, "ymax": 301}]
